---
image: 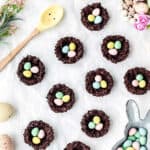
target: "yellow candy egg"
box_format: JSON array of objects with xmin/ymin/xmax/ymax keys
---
[
  {"xmin": 32, "ymin": 137, "xmax": 41, "ymax": 145},
  {"xmin": 93, "ymin": 116, "xmax": 101, "ymax": 124},
  {"xmin": 88, "ymin": 14, "xmax": 95, "ymax": 22},
  {"xmin": 69, "ymin": 42, "xmax": 76, "ymax": 51},
  {"xmin": 23, "ymin": 70, "xmax": 32, "ymax": 78},
  {"xmin": 139, "ymin": 80, "xmax": 146, "ymax": 88},
  {"xmin": 107, "ymin": 42, "xmax": 115, "ymax": 49},
  {"xmin": 126, "ymin": 147, "xmax": 134, "ymax": 150},
  {"xmin": 100, "ymin": 80, "xmax": 108, "ymax": 89},
  {"xmin": 62, "ymin": 95, "xmax": 70, "ymax": 103}
]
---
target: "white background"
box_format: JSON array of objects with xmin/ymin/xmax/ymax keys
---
[{"xmin": 0, "ymin": 0, "xmax": 150, "ymax": 149}]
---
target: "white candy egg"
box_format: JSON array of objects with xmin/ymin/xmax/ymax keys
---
[
  {"xmin": 38, "ymin": 130, "xmax": 45, "ymax": 139},
  {"xmin": 68, "ymin": 51, "xmax": 76, "ymax": 58},
  {"xmin": 54, "ymin": 99, "xmax": 63, "ymax": 106},
  {"xmin": 92, "ymin": 8, "xmax": 100, "ymax": 16},
  {"xmin": 31, "ymin": 66, "xmax": 39, "ymax": 74},
  {"xmin": 108, "ymin": 49, "xmax": 118, "ymax": 56}
]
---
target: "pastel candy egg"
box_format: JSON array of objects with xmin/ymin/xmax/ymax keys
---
[
  {"xmin": 55, "ymin": 92, "xmax": 64, "ymax": 99},
  {"xmin": 38, "ymin": 130, "xmax": 45, "ymax": 139},
  {"xmin": 129, "ymin": 128, "xmax": 137, "ymax": 136},
  {"xmin": 95, "ymin": 123, "xmax": 103, "ymax": 131},
  {"xmin": 24, "ymin": 62, "xmax": 31, "ymax": 70},
  {"xmin": 94, "ymin": 16, "xmax": 102, "ymax": 24},
  {"xmin": 62, "ymin": 45, "xmax": 69, "ymax": 54},
  {"xmin": 0, "ymin": 135, "xmax": 14, "ymax": 150},
  {"xmin": 95, "ymin": 75, "xmax": 102, "ymax": 82},
  {"xmin": 69, "ymin": 42, "xmax": 76, "ymax": 51},
  {"xmin": 139, "ymin": 80, "xmax": 146, "ymax": 88},
  {"xmin": 135, "ymin": 131, "xmax": 141, "ymax": 138},
  {"xmin": 132, "ymin": 141, "xmax": 140, "ymax": 149},
  {"xmin": 92, "ymin": 82, "xmax": 100, "ymax": 89},
  {"xmin": 23, "ymin": 70, "xmax": 32, "ymax": 78},
  {"xmin": 117, "ymin": 148, "xmax": 123, "ymax": 150},
  {"xmin": 31, "ymin": 127, "xmax": 39, "ymax": 137},
  {"xmin": 115, "ymin": 41, "xmax": 122, "ymax": 49},
  {"xmin": 108, "ymin": 49, "xmax": 118, "ymax": 56},
  {"xmin": 126, "ymin": 147, "xmax": 134, "ymax": 150},
  {"xmin": 32, "ymin": 137, "xmax": 41, "ymax": 145},
  {"xmin": 88, "ymin": 122, "xmax": 95, "ymax": 129},
  {"xmin": 140, "ymin": 136, "xmax": 147, "ymax": 145},
  {"xmin": 88, "ymin": 14, "xmax": 95, "ymax": 22},
  {"xmin": 139, "ymin": 128, "xmax": 147, "ymax": 136},
  {"xmin": 68, "ymin": 51, "xmax": 76, "ymax": 58},
  {"xmin": 132, "ymin": 80, "xmax": 139, "ymax": 87},
  {"xmin": 93, "ymin": 116, "xmax": 101, "ymax": 124},
  {"xmin": 136, "ymin": 74, "xmax": 144, "ymax": 81},
  {"xmin": 134, "ymin": 2, "xmax": 149, "ymax": 14},
  {"xmin": 100, "ymin": 80, "xmax": 107, "ymax": 88},
  {"xmin": 107, "ymin": 41, "xmax": 115, "ymax": 49},
  {"xmin": 123, "ymin": 140, "xmax": 132, "ymax": 148},
  {"xmin": 62, "ymin": 95, "xmax": 70, "ymax": 103},
  {"xmin": 92, "ymin": 8, "xmax": 100, "ymax": 16},
  {"xmin": 128, "ymin": 136, "xmax": 136, "ymax": 141},
  {"xmin": 31, "ymin": 66, "xmax": 39, "ymax": 74},
  {"xmin": 140, "ymin": 146, "xmax": 147, "ymax": 150},
  {"xmin": 54, "ymin": 99, "xmax": 63, "ymax": 106}
]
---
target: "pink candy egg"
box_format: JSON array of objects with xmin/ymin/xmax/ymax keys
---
[
  {"xmin": 108, "ymin": 49, "xmax": 118, "ymax": 56},
  {"xmin": 92, "ymin": 8, "xmax": 100, "ymax": 16},
  {"xmin": 95, "ymin": 123, "xmax": 103, "ymax": 131},
  {"xmin": 38, "ymin": 130, "xmax": 45, "ymax": 139},
  {"xmin": 95, "ymin": 75, "xmax": 102, "ymax": 82},
  {"xmin": 31, "ymin": 66, "xmax": 39, "ymax": 74},
  {"xmin": 68, "ymin": 51, "xmax": 76, "ymax": 58},
  {"xmin": 117, "ymin": 148, "xmax": 123, "ymax": 150},
  {"xmin": 129, "ymin": 128, "xmax": 137, "ymax": 136},
  {"xmin": 132, "ymin": 80, "xmax": 139, "ymax": 87},
  {"xmin": 132, "ymin": 141, "xmax": 140, "ymax": 150},
  {"xmin": 54, "ymin": 99, "xmax": 63, "ymax": 106}
]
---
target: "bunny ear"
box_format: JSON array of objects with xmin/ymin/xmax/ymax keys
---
[
  {"xmin": 126, "ymin": 100, "xmax": 140, "ymax": 122},
  {"xmin": 144, "ymin": 110, "xmax": 150, "ymax": 123}
]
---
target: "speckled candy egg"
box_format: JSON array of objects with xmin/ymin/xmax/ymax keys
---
[{"xmin": 0, "ymin": 135, "xmax": 14, "ymax": 150}]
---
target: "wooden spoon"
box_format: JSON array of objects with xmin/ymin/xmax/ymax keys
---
[{"xmin": 0, "ymin": 4, "xmax": 64, "ymax": 71}]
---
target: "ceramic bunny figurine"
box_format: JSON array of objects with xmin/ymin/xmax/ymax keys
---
[{"xmin": 113, "ymin": 100, "xmax": 150, "ymax": 150}]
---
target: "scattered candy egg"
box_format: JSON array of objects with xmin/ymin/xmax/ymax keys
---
[
  {"xmin": 0, "ymin": 135, "xmax": 14, "ymax": 150},
  {"xmin": 32, "ymin": 137, "xmax": 41, "ymax": 145},
  {"xmin": 62, "ymin": 95, "xmax": 70, "ymax": 103},
  {"xmin": 68, "ymin": 51, "xmax": 76, "ymax": 58},
  {"xmin": 88, "ymin": 122, "xmax": 95, "ymax": 129},
  {"xmin": 94, "ymin": 16, "xmax": 103, "ymax": 24},
  {"xmin": 108, "ymin": 49, "xmax": 118, "ymax": 56},
  {"xmin": 132, "ymin": 80, "xmax": 139, "ymax": 87},
  {"xmin": 132, "ymin": 141, "xmax": 140, "ymax": 149},
  {"xmin": 54, "ymin": 99, "xmax": 63, "ymax": 106},
  {"xmin": 100, "ymin": 80, "xmax": 107, "ymax": 88},
  {"xmin": 95, "ymin": 75, "xmax": 102, "ymax": 82},
  {"xmin": 107, "ymin": 41, "xmax": 115, "ymax": 49},
  {"xmin": 92, "ymin": 8, "xmax": 100, "ymax": 16},
  {"xmin": 95, "ymin": 123, "xmax": 103, "ymax": 131},
  {"xmin": 129, "ymin": 128, "xmax": 137, "ymax": 136},
  {"xmin": 31, "ymin": 127, "xmax": 39, "ymax": 137},
  {"xmin": 134, "ymin": 2, "xmax": 149, "ymax": 14},
  {"xmin": 139, "ymin": 128, "xmax": 147, "ymax": 136},
  {"xmin": 38, "ymin": 129, "xmax": 45, "ymax": 139},
  {"xmin": 31, "ymin": 66, "xmax": 39, "ymax": 74},
  {"xmin": 93, "ymin": 116, "xmax": 101, "ymax": 124},
  {"xmin": 123, "ymin": 140, "xmax": 132, "ymax": 148},
  {"xmin": 69, "ymin": 42, "xmax": 76, "ymax": 51},
  {"xmin": 88, "ymin": 14, "xmax": 95, "ymax": 22},
  {"xmin": 23, "ymin": 70, "xmax": 32, "ymax": 78},
  {"xmin": 62, "ymin": 45, "xmax": 69, "ymax": 54},
  {"xmin": 0, "ymin": 103, "xmax": 14, "ymax": 122},
  {"xmin": 136, "ymin": 74, "xmax": 144, "ymax": 81},
  {"xmin": 115, "ymin": 41, "xmax": 122, "ymax": 49},
  {"xmin": 24, "ymin": 62, "xmax": 31, "ymax": 70},
  {"xmin": 139, "ymin": 80, "xmax": 146, "ymax": 88},
  {"xmin": 55, "ymin": 92, "xmax": 64, "ymax": 99},
  {"xmin": 92, "ymin": 82, "xmax": 100, "ymax": 89}
]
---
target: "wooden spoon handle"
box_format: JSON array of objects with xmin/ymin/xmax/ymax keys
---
[{"xmin": 0, "ymin": 28, "xmax": 40, "ymax": 71}]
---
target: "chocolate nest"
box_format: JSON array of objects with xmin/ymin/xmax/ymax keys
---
[
  {"xmin": 24, "ymin": 120, "xmax": 54, "ymax": 150},
  {"xmin": 85, "ymin": 68, "xmax": 114, "ymax": 97},
  {"xmin": 17, "ymin": 55, "xmax": 45, "ymax": 85},
  {"xmin": 47, "ymin": 84, "xmax": 75, "ymax": 113},
  {"xmin": 81, "ymin": 3, "xmax": 109, "ymax": 31},
  {"xmin": 124, "ymin": 67, "xmax": 150, "ymax": 95},
  {"xmin": 55, "ymin": 37, "xmax": 84, "ymax": 64},
  {"xmin": 64, "ymin": 141, "xmax": 90, "ymax": 150},
  {"xmin": 101, "ymin": 35, "xmax": 129, "ymax": 63},
  {"xmin": 81, "ymin": 110, "xmax": 110, "ymax": 138}
]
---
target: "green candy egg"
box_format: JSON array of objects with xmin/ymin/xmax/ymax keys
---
[
  {"xmin": 140, "ymin": 136, "xmax": 147, "ymax": 145},
  {"xmin": 123, "ymin": 140, "xmax": 132, "ymax": 148},
  {"xmin": 88, "ymin": 122, "xmax": 95, "ymax": 129},
  {"xmin": 24, "ymin": 62, "xmax": 32, "ymax": 70},
  {"xmin": 115, "ymin": 41, "xmax": 122, "ymax": 50},
  {"xmin": 31, "ymin": 127, "xmax": 39, "ymax": 137},
  {"xmin": 128, "ymin": 136, "xmax": 136, "ymax": 141},
  {"xmin": 136, "ymin": 74, "xmax": 144, "ymax": 81},
  {"xmin": 55, "ymin": 92, "xmax": 64, "ymax": 99},
  {"xmin": 135, "ymin": 131, "xmax": 141, "ymax": 138}
]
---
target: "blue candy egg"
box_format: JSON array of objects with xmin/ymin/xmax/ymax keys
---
[
  {"xmin": 94, "ymin": 16, "xmax": 103, "ymax": 24},
  {"xmin": 92, "ymin": 82, "xmax": 100, "ymax": 89},
  {"xmin": 140, "ymin": 146, "xmax": 147, "ymax": 150},
  {"xmin": 62, "ymin": 45, "xmax": 69, "ymax": 54},
  {"xmin": 139, "ymin": 128, "xmax": 147, "ymax": 136}
]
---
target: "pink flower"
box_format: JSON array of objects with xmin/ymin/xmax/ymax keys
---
[{"xmin": 134, "ymin": 22, "xmax": 146, "ymax": 31}]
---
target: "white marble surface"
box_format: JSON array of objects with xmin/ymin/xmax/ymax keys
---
[{"xmin": 0, "ymin": 0, "xmax": 150, "ymax": 149}]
